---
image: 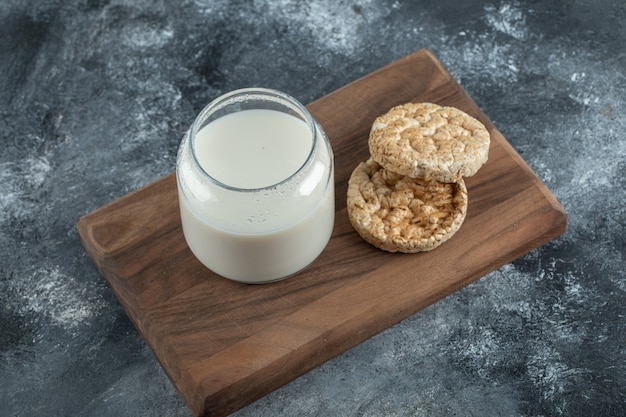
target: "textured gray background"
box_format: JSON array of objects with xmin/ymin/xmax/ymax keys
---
[{"xmin": 1, "ymin": 0, "xmax": 625, "ymax": 416}]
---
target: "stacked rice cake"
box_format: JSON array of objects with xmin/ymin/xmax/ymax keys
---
[{"xmin": 347, "ymin": 102, "xmax": 490, "ymax": 253}]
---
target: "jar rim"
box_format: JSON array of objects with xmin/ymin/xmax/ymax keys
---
[{"xmin": 188, "ymin": 87, "xmax": 318, "ymax": 192}]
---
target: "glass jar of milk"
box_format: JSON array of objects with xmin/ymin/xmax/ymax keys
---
[{"xmin": 176, "ymin": 88, "xmax": 335, "ymax": 284}]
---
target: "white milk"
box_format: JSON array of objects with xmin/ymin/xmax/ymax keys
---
[
  {"xmin": 194, "ymin": 109, "xmax": 312, "ymax": 190},
  {"xmin": 177, "ymin": 108, "xmax": 335, "ymax": 283}
]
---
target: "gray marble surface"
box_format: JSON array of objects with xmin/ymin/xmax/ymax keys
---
[{"xmin": 1, "ymin": 1, "xmax": 624, "ymax": 416}]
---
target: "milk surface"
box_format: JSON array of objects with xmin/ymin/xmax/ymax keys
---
[
  {"xmin": 178, "ymin": 109, "xmax": 335, "ymax": 283},
  {"xmin": 194, "ymin": 109, "xmax": 312, "ymax": 189}
]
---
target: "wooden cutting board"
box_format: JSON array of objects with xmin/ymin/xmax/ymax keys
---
[{"xmin": 77, "ymin": 49, "xmax": 566, "ymax": 417}]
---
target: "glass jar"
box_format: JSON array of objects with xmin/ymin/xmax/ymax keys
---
[{"xmin": 176, "ymin": 88, "xmax": 335, "ymax": 284}]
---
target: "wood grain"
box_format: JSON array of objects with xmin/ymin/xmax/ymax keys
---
[{"xmin": 77, "ymin": 49, "xmax": 566, "ymax": 417}]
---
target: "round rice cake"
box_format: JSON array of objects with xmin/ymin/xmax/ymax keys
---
[
  {"xmin": 347, "ymin": 158, "xmax": 468, "ymax": 253},
  {"xmin": 368, "ymin": 102, "xmax": 490, "ymax": 183}
]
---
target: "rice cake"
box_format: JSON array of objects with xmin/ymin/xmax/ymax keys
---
[
  {"xmin": 347, "ymin": 158, "xmax": 468, "ymax": 253},
  {"xmin": 368, "ymin": 102, "xmax": 490, "ymax": 183}
]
